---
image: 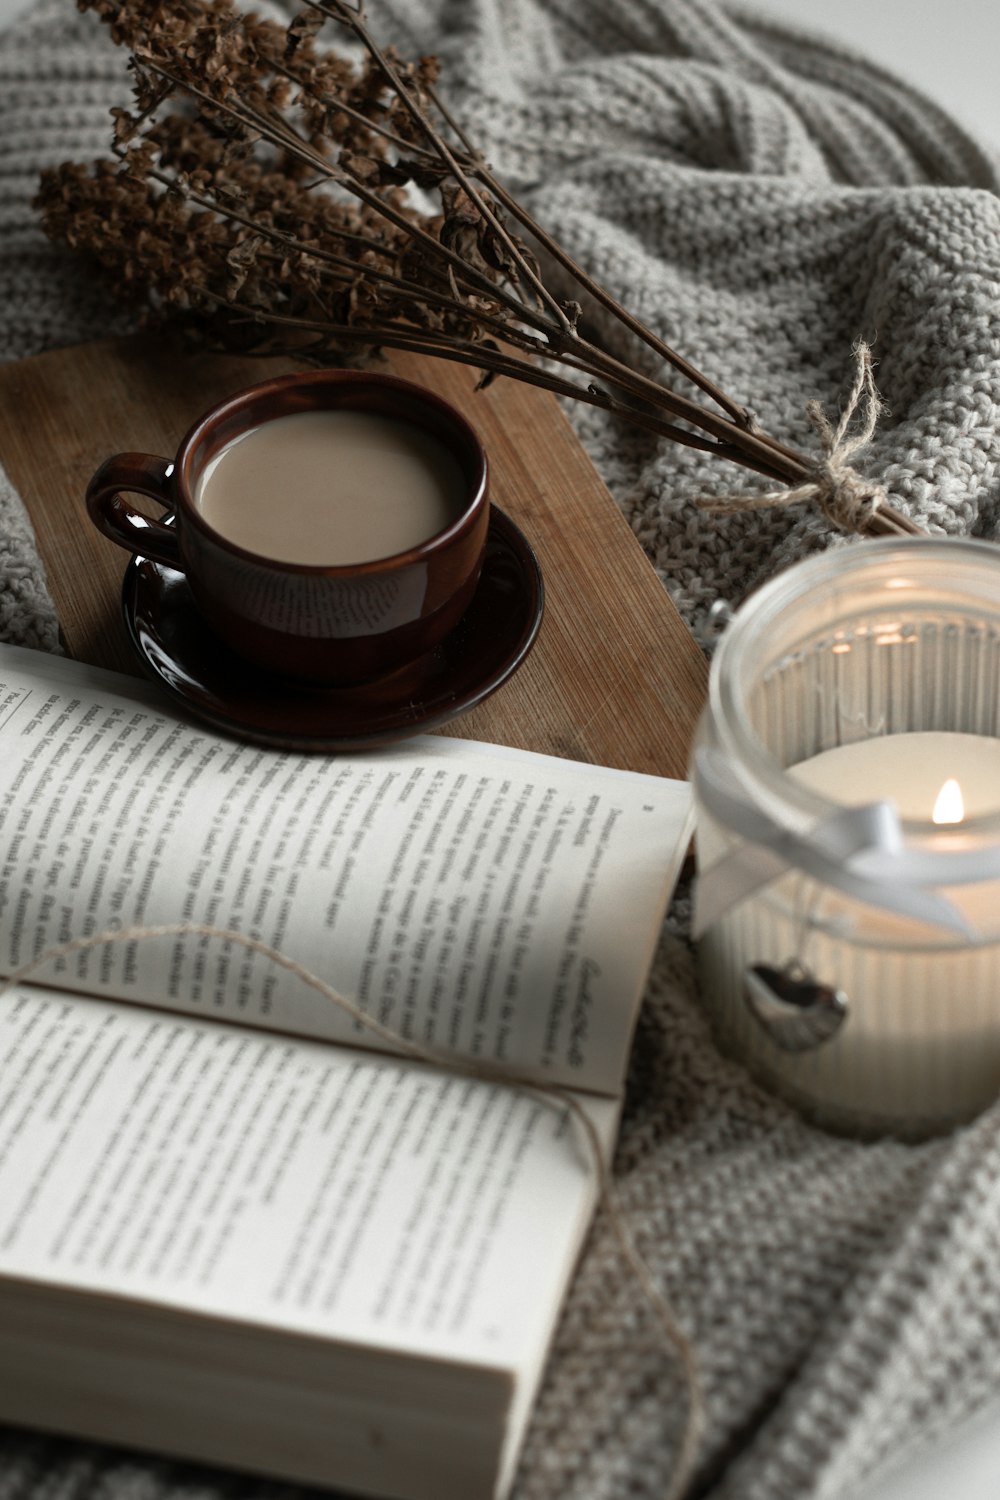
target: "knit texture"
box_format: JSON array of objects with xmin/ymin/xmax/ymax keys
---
[{"xmin": 3, "ymin": 3, "xmax": 1000, "ymax": 1499}]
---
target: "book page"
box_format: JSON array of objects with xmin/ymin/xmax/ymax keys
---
[
  {"xmin": 0, "ymin": 645, "xmax": 691, "ymax": 1094},
  {"xmin": 0, "ymin": 984, "xmax": 615, "ymax": 1380}
]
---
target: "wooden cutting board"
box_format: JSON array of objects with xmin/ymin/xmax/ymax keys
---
[{"xmin": 0, "ymin": 335, "xmax": 707, "ymax": 779}]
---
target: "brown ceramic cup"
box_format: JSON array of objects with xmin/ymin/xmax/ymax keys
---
[{"xmin": 86, "ymin": 370, "xmax": 490, "ymax": 684}]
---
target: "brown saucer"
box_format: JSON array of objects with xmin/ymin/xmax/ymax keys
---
[{"xmin": 121, "ymin": 505, "xmax": 543, "ymax": 750}]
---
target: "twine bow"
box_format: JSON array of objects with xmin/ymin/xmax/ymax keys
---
[{"xmin": 700, "ymin": 342, "xmax": 889, "ymax": 532}]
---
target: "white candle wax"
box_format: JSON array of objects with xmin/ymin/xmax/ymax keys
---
[
  {"xmin": 790, "ymin": 731, "xmax": 1000, "ymax": 936},
  {"xmin": 790, "ymin": 731, "xmax": 1000, "ymax": 821},
  {"xmin": 697, "ymin": 731, "xmax": 1000, "ymax": 1135}
]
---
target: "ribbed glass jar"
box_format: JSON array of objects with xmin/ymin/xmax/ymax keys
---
[{"xmin": 692, "ymin": 538, "xmax": 1000, "ymax": 1138}]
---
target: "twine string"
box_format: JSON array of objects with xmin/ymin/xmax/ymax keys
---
[
  {"xmin": 0, "ymin": 920, "xmax": 705, "ymax": 1500},
  {"xmin": 699, "ymin": 341, "xmax": 888, "ymax": 532}
]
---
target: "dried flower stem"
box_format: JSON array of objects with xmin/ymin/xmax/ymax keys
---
[
  {"xmin": 37, "ymin": 0, "xmax": 923, "ymax": 538},
  {"xmin": 307, "ymin": 0, "xmax": 574, "ymax": 331}
]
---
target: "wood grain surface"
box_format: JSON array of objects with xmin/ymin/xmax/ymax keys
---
[{"xmin": 0, "ymin": 335, "xmax": 707, "ymax": 778}]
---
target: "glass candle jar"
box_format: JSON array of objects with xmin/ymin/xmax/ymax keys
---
[{"xmin": 692, "ymin": 538, "xmax": 1000, "ymax": 1139}]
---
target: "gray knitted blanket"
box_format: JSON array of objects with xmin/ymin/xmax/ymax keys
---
[{"xmin": 4, "ymin": 2, "xmax": 1000, "ymax": 1498}]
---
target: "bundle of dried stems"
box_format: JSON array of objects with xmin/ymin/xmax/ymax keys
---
[{"xmin": 37, "ymin": 0, "xmax": 924, "ymax": 539}]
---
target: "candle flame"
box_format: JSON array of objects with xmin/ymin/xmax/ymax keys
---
[{"xmin": 932, "ymin": 778, "xmax": 964, "ymax": 825}]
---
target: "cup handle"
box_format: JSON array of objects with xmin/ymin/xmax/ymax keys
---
[{"xmin": 86, "ymin": 453, "xmax": 183, "ymax": 571}]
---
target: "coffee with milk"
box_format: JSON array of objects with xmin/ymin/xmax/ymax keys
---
[{"xmin": 194, "ymin": 409, "xmax": 468, "ymax": 566}]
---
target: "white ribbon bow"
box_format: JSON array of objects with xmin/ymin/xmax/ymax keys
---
[{"xmin": 692, "ymin": 747, "xmax": 990, "ymax": 941}]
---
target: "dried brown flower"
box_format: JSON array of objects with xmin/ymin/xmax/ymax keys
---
[{"xmin": 36, "ymin": 0, "xmax": 921, "ymax": 535}]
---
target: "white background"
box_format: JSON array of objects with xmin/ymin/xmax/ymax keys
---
[{"xmin": 1, "ymin": 0, "xmax": 1000, "ymax": 1493}]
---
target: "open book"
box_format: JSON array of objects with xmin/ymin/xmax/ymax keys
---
[{"xmin": 0, "ymin": 643, "xmax": 692, "ymax": 1500}]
